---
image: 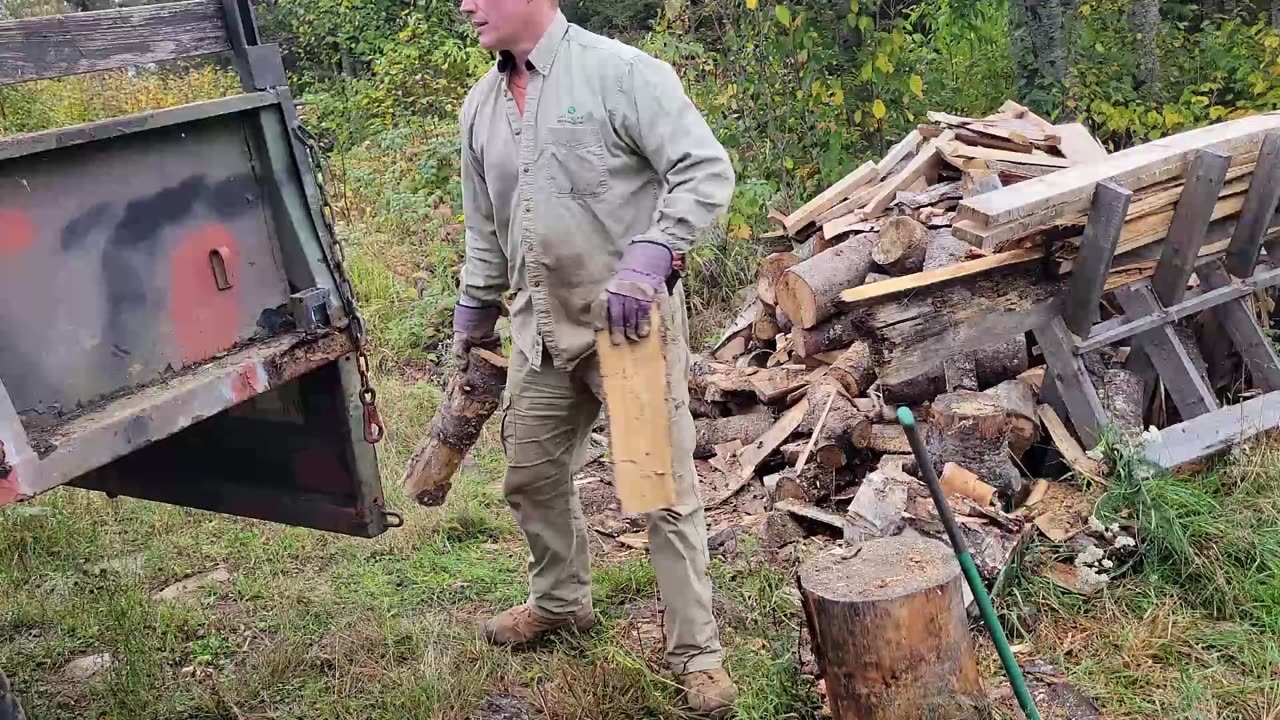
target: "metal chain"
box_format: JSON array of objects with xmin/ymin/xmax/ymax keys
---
[{"xmin": 294, "ymin": 122, "xmax": 384, "ymax": 445}]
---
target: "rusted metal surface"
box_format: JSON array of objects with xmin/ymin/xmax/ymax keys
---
[
  {"xmin": 0, "ymin": 112, "xmax": 296, "ymax": 424},
  {"xmin": 3, "ymin": 331, "xmax": 350, "ymax": 504}
]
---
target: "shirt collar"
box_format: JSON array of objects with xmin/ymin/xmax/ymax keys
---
[{"xmin": 495, "ymin": 11, "xmax": 569, "ymax": 75}]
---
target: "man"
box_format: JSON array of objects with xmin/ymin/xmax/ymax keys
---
[{"xmin": 452, "ymin": 0, "xmax": 737, "ymax": 714}]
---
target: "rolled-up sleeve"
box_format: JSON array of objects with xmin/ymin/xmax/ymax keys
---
[
  {"xmin": 615, "ymin": 56, "xmax": 735, "ymax": 253},
  {"xmin": 457, "ymin": 99, "xmax": 509, "ymax": 307}
]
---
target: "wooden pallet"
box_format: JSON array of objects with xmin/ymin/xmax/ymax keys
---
[{"xmin": 1035, "ymin": 133, "xmax": 1280, "ymax": 470}]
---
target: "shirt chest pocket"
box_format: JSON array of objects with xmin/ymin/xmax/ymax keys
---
[{"xmin": 544, "ymin": 126, "xmax": 609, "ymax": 198}]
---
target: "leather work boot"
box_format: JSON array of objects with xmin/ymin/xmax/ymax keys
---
[
  {"xmin": 482, "ymin": 603, "xmax": 596, "ymax": 647},
  {"xmin": 679, "ymin": 668, "xmax": 738, "ymax": 718}
]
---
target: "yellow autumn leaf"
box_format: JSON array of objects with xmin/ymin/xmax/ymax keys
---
[
  {"xmin": 730, "ymin": 222, "xmax": 753, "ymax": 240},
  {"xmin": 909, "ymin": 74, "xmax": 923, "ymax": 98},
  {"xmin": 746, "ymin": 0, "xmax": 758, "ymax": 8},
  {"xmin": 872, "ymin": 99, "xmax": 886, "ymax": 119}
]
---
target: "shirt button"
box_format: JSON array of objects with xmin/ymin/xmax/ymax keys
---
[
  {"xmin": 522, "ymin": 167, "xmax": 530, "ymax": 174},
  {"xmin": 533, "ymin": 281, "xmax": 543, "ymax": 288},
  {"xmin": 514, "ymin": 127, "xmax": 522, "ymax": 136}
]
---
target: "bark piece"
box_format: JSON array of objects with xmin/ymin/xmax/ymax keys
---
[
  {"xmin": 923, "ymin": 229, "xmax": 978, "ymax": 270},
  {"xmin": 872, "ymin": 216, "xmax": 930, "ymax": 275},
  {"xmin": 793, "ymin": 314, "xmax": 859, "ymax": 358},
  {"xmin": 402, "ymin": 348, "xmax": 509, "ymax": 506},
  {"xmin": 926, "ymin": 390, "xmax": 1022, "ymax": 496},
  {"xmin": 762, "ymin": 510, "xmax": 806, "ymax": 549},
  {"xmin": 845, "ymin": 469, "xmax": 914, "ymax": 542},
  {"xmin": 798, "ymin": 537, "xmax": 986, "ymax": 720},
  {"xmin": 867, "ymin": 423, "xmax": 912, "ymax": 454},
  {"xmin": 943, "ymin": 354, "xmax": 978, "ymax": 392},
  {"xmin": 1101, "ymin": 368, "xmax": 1145, "ymax": 435},
  {"xmin": 777, "ymin": 234, "xmax": 876, "ymax": 328},
  {"xmin": 976, "ymin": 335, "xmax": 1029, "ymax": 388}
]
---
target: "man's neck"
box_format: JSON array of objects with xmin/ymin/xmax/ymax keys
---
[{"xmin": 507, "ymin": 7, "xmax": 558, "ymax": 68}]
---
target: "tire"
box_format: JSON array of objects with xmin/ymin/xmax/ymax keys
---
[{"xmin": 0, "ymin": 672, "xmax": 25, "ymax": 720}]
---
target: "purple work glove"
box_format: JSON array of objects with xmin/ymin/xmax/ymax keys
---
[
  {"xmin": 603, "ymin": 240, "xmax": 673, "ymax": 345},
  {"xmin": 451, "ymin": 301, "xmax": 501, "ymax": 370}
]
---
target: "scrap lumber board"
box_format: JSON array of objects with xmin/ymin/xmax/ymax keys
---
[
  {"xmin": 1196, "ymin": 261, "xmax": 1280, "ymax": 392},
  {"xmin": 1054, "ymin": 123, "xmax": 1109, "ymax": 162},
  {"xmin": 1064, "ymin": 181, "xmax": 1133, "ymax": 336},
  {"xmin": 876, "ymin": 130, "xmax": 923, "ymax": 178},
  {"xmin": 957, "ymin": 113, "xmax": 1280, "ymax": 229},
  {"xmin": 863, "ymin": 130, "xmax": 955, "ymax": 218},
  {"xmin": 838, "ymin": 247, "xmax": 1042, "ymax": 305},
  {"xmin": 942, "ymin": 141, "xmax": 1074, "ymax": 168},
  {"xmin": 1129, "ymin": 149, "xmax": 1231, "ymax": 402},
  {"xmin": 1037, "ymin": 405, "xmax": 1105, "ymax": 478},
  {"xmin": 1143, "ymin": 389, "xmax": 1280, "ymax": 470},
  {"xmin": 784, "ymin": 161, "xmax": 878, "ymax": 234},
  {"xmin": 1149, "ymin": 150, "xmax": 1233, "ymax": 304},
  {"xmin": 1035, "ymin": 316, "xmax": 1109, "ymax": 448},
  {"xmin": 1078, "ymin": 264, "xmax": 1280, "ymax": 352},
  {"xmin": 596, "ymin": 307, "xmax": 677, "ymax": 514},
  {"xmin": 1114, "ymin": 285, "xmax": 1218, "ymax": 419},
  {"xmin": 1226, "ymin": 132, "xmax": 1280, "ymax": 277},
  {"xmin": 738, "ymin": 398, "xmax": 810, "ymax": 481}
]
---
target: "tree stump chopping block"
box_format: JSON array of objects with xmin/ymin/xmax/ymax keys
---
[
  {"xmin": 401, "ymin": 348, "xmax": 508, "ymax": 506},
  {"xmin": 926, "ymin": 390, "xmax": 1022, "ymax": 496},
  {"xmin": 798, "ymin": 536, "xmax": 986, "ymax": 720}
]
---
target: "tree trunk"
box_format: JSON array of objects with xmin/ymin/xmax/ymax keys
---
[
  {"xmin": 777, "ymin": 234, "xmax": 875, "ymax": 328},
  {"xmin": 1013, "ymin": 0, "xmax": 1069, "ymax": 94},
  {"xmin": 872, "ymin": 217, "xmax": 929, "ymax": 275},
  {"xmin": 986, "ymin": 378, "xmax": 1040, "ymax": 457},
  {"xmin": 1130, "ymin": 0, "xmax": 1160, "ymax": 93},
  {"xmin": 401, "ymin": 349, "xmax": 509, "ymax": 506},
  {"xmin": 799, "ymin": 536, "xmax": 986, "ymax": 720},
  {"xmin": 923, "ymin": 229, "xmax": 975, "ymax": 270},
  {"xmin": 926, "ymin": 390, "xmax": 1022, "ymax": 496}
]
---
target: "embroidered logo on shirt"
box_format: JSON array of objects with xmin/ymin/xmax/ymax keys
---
[{"xmin": 558, "ymin": 106, "xmax": 585, "ymax": 125}]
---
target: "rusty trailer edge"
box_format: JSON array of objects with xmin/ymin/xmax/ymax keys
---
[{"xmin": 0, "ymin": 330, "xmax": 353, "ymax": 504}]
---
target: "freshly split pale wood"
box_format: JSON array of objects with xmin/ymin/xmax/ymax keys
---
[
  {"xmin": 872, "ymin": 216, "xmax": 930, "ymax": 275},
  {"xmin": 595, "ymin": 307, "xmax": 677, "ymax": 514},
  {"xmin": 863, "ymin": 130, "xmax": 955, "ymax": 218},
  {"xmin": 738, "ymin": 398, "xmax": 810, "ymax": 481},
  {"xmin": 986, "ymin": 378, "xmax": 1040, "ymax": 456},
  {"xmin": 839, "ymin": 247, "xmax": 1042, "ymax": 306},
  {"xmin": 777, "ymin": 234, "xmax": 876, "ymax": 328},
  {"xmin": 940, "ymin": 462, "xmax": 997, "ymax": 506},
  {"xmin": 402, "ymin": 348, "xmax": 509, "ymax": 506},
  {"xmin": 957, "ymin": 113, "xmax": 1280, "ymax": 229},
  {"xmin": 943, "ymin": 141, "xmax": 1074, "ymax": 168},
  {"xmin": 876, "ymin": 130, "xmax": 925, "ymax": 178},
  {"xmin": 784, "ymin": 161, "xmax": 879, "ymax": 234},
  {"xmin": 1054, "ymin": 122, "xmax": 1109, "ymax": 162},
  {"xmin": 756, "ymin": 251, "xmax": 800, "ymax": 305},
  {"xmin": 799, "ymin": 538, "xmax": 986, "ymax": 720}
]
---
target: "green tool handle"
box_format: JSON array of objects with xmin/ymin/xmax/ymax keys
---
[{"xmin": 897, "ymin": 406, "xmax": 1042, "ymax": 720}]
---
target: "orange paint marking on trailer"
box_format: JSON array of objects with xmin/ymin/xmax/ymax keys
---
[
  {"xmin": 171, "ymin": 224, "xmax": 242, "ymax": 365},
  {"xmin": 0, "ymin": 209, "xmax": 36, "ymax": 256}
]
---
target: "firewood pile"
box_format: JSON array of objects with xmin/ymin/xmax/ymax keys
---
[{"xmin": 687, "ymin": 102, "xmax": 1280, "ymax": 570}]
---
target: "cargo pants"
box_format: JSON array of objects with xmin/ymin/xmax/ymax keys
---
[{"xmin": 500, "ymin": 283, "xmax": 724, "ymax": 674}]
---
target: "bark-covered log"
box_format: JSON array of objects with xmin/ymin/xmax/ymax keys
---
[
  {"xmin": 872, "ymin": 216, "xmax": 929, "ymax": 275},
  {"xmin": 799, "ymin": 536, "xmax": 986, "ymax": 720},
  {"xmin": 986, "ymin": 378, "xmax": 1040, "ymax": 457},
  {"xmin": 828, "ymin": 340, "xmax": 876, "ymax": 398},
  {"xmin": 866, "ymin": 423, "xmax": 912, "ymax": 454},
  {"xmin": 797, "ymin": 378, "xmax": 872, "ymax": 465},
  {"xmin": 694, "ymin": 413, "xmax": 776, "ymax": 457},
  {"xmin": 402, "ymin": 349, "xmax": 509, "ymax": 506},
  {"xmin": 757, "ymin": 252, "xmax": 800, "ymax": 305},
  {"xmin": 1130, "ymin": 0, "xmax": 1160, "ymax": 92},
  {"xmin": 794, "ymin": 314, "xmax": 860, "ymax": 358},
  {"xmin": 1101, "ymin": 368, "xmax": 1144, "ymax": 435},
  {"xmin": 777, "ymin": 234, "xmax": 875, "ymax": 328},
  {"xmin": 926, "ymin": 390, "xmax": 1022, "ymax": 495},
  {"xmin": 922, "ymin": 229, "xmax": 975, "ymax": 270},
  {"xmin": 943, "ymin": 355, "xmax": 978, "ymax": 391},
  {"xmin": 975, "ymin": 335, "xmax": 1029, "ymax": 388}
]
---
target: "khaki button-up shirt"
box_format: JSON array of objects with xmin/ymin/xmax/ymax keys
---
[{"xmin": 458, "ymin": 12, "xmax": 734, "ymax": 371}]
